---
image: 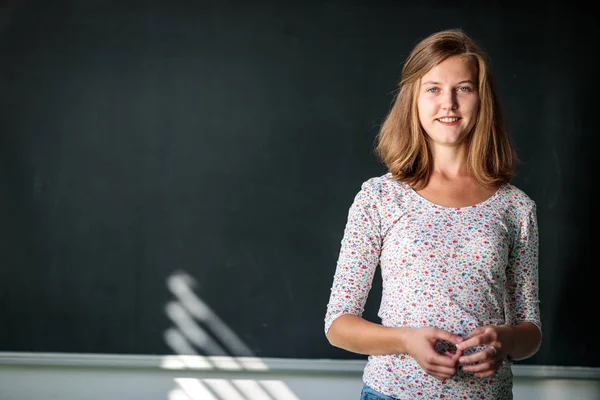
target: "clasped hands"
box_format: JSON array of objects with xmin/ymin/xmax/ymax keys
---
[{"xmin": 407, "ymin": 325, "xmax": 513, "ymax": 380}]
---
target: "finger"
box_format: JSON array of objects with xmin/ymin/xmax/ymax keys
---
[
  {"xmin": 444, "ymin": 348, "xmax": 462, "ymax": 361},
  {"xmin": 456, "ymin": 335, "xmax": 487, "ymax": 351},
  {"xmin": 463, "ymin": 359, "xmax": 501, "ymax": 374},
  {"xmin": 432, "ymin": 328, "xmax": 463, "ymax": 344},
  {"xmin": 451, "ymin": 348, "xmax": 463, "ymax": 363},
  {"xmin": 463, "ymin": 326, "xmax": 486, "ymax": 340},
  {"xmin": 459, "ymin": 349, "xmax": 491, "ymax": 365},
  {"xmin": 474, "ymin": 370, "xmax": 496, "ymax": 378},
  {"xmin": 430, "ymin": 353, "xmax": 461, "ymax": 368},
  {"xmin": 422, "ymin": 361, "xmax": 456, "ymax": 380},
  {"xmin": 462, "ymin": 361, "xmax": 492, "ymax": 373},
  {"xmin": 444, "ymin": 350, "xmax": 461, "ymax": 359},
  {"xmin": 428, "ymin": 365, "xmax": 457, "ymax": 379}
]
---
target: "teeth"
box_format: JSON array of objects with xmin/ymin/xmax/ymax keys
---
[{"xmin": 438, "ymin": 117, "xmax": 459, "ymax": 122}]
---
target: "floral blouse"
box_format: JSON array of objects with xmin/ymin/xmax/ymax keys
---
[{"xmin": 325, "ymin": 173, "xmax": 541, "ymax": 399}]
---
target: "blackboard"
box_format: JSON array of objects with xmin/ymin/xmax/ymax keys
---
[{"xmin": 0, "ymin": 0, "xmax": 597, "ymax": 368}]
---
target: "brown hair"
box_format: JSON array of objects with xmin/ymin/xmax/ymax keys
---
[{"xmin": 375, "ymin": 28, "xmax": 517, "ymax": 190}]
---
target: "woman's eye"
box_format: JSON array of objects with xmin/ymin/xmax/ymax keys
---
[
  {"xmin": 427, "ymin": 87, "xmax": 439, "ymax": 93},
  {"xmin": 458, "ymin": 86, "xmax": 471, "ymax": 92}
]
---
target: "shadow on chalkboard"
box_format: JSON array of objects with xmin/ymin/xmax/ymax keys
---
[{"xmin": 163, "ymin": 271, "xmax": 301, "ymax": 400}]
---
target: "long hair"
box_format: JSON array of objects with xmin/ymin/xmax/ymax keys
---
[{"xmin": 375, "ymin": 28, "xmax": 517, "ymax": 190}]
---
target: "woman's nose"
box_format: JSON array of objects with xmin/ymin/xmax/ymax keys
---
[{"xmin": 441, "ymin": 92, "xmax": 458, "ymax": 110}]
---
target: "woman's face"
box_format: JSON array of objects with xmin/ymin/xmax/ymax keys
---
[{"xmin": 417, "ymin": 55, "xmax": 480, "ymax": 148}]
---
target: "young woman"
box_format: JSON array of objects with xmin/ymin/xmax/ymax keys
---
[{"xmin": 324, "ymin": 28, "xmax": 541, "ymax": 399}]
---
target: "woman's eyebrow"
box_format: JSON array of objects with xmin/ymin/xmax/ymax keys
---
[{"xmin": 421, "ymin": 79, "xmax": 475, "ymax": 86}]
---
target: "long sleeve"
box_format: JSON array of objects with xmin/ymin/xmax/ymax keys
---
[
  {"xmin": 324, "ymin": 181, "xmax": 383, "ymax": 334},
  {"xmin": 505, "ymin": 201, "xmax": 541, "ymax": 332}
]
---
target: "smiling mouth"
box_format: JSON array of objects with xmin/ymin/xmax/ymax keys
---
[{"xmin": 437, "ymin": 117, "xmax": 460, "ymax": 123}]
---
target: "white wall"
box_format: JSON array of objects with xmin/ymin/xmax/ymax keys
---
[{"xmin": 0, "ymin": 353, "xmax": 599, "ymax": 400}]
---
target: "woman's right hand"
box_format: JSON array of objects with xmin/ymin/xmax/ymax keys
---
[{"xmin": 404, "ymin": 327, "xmax": 464, "ymax": 380}]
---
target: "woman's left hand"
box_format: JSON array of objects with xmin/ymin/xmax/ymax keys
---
[{"xmin": 455, "ymin": 325, "xmax": 514, "ymax": 378}]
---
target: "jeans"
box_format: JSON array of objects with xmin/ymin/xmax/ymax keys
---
[{"xmin": 360, "ymin": 384, "xmax": 398, "ymax": 400}]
